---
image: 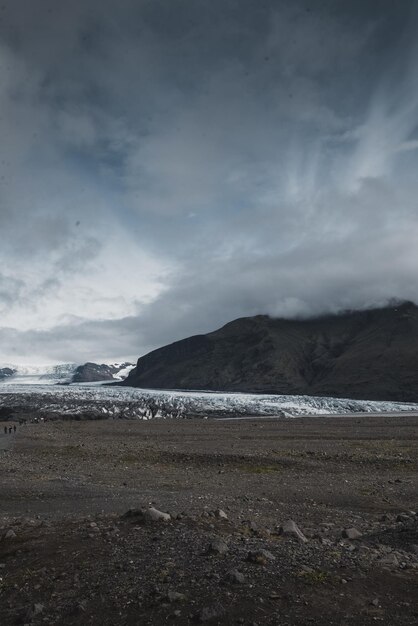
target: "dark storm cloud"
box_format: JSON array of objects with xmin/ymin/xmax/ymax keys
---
[{"xmin": 1, "ymin": 0, "xmax": 418, "ymax": 362}]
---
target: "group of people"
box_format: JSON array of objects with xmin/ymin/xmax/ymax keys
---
[{"xmin": 3, "ymin": 425, "xmax": 16, "ymax": 434}]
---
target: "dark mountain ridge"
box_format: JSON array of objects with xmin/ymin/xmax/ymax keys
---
[
  {"xmin": 123, "ymin": 302, "xmax": 418, "ymax": 402},
  {"xmin": 0, "ymin": 367, "xmax": 16, "ymax": 381},
  {"xmin": 71, "ymin": 362, "xmax": 133, "ymax": 383}
]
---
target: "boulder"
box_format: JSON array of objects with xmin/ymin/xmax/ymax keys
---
[
  {"xmin": 342, "ymin": 528, "xmax": 362, "ymax": 540},
  {"xmin": 279, "ymin": 520, "xmax": 308, "ymax": 543}
]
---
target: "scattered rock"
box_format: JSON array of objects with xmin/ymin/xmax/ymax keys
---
[
  {"xmin": 279, "ymin": 519, "xmax": 308, "ymax": 543},
  {"xmin": 3, "ymin": 529, "xmax": 16, "ymax": 540},
  {"xmin": 247, "ymin": 549, "xmax": 275, "ymax": 564},
  {"xmin": 341, "ymin": 528, "xmax": 362, "ymax": 540},
  {"xmin": 122, "ymin": 507, "xmax": 171, "ymax": 523},
  {"xmin": 377, "ymin": 553, "xmax": 399, "ymax": 568},
  {"xmin": 26, "ymin": 603, "xmax": 45, "ymax": 619},
  {"xmin": 145, "ymin": 507, "xmax": 171, "ymax": 522},
  {"xmin": 225, "ymin": 569, "xmax": 245, "ymax": 584},
  {"xmin": 215, "ymin": 509, "xmax": 228, "ymax": 520},
  {"xmin": 207, "ymin": 539, "xmax": 228, "ymax": 555},
  {"xmin": 166, "ymin": 591, "xmax": 186, "ymax": 603}
]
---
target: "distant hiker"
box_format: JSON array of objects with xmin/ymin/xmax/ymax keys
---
[
  {"xmin": 8, "ymin": 427, "xmax": 12, "ymax": 434},
  {"xmin": 3, "ymin": 426, "xmax": 6, "ymax": 435},
  {"xmin": 13, "ymin": 425, "xmax": 16, "ymax": 433}
]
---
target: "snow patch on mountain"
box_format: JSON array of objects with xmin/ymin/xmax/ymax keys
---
[{"xmin": 112, "ymin": 363, "xmax": 135, "ymax": 380}]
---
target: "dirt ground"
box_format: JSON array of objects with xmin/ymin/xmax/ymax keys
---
[{"xmin": 0, "ymin": 415, "xmax": 418, "ymax": 625}]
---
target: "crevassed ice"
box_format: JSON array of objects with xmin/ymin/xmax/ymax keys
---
[{"xmin": 0, "ymin": 383, "xmax": 417, "ymax": 419}]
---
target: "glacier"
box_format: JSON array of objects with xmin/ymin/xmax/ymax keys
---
[{"xmin": 0, "ymin": 383, "xmax": 417, "ymax": 421}]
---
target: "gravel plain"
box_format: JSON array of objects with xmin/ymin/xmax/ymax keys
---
[{"xmin": 0, "ymin": 414, "xmax": 418, "ymax": 625}]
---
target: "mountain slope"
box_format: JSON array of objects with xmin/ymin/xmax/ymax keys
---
[
  {"xmin": 0, "ymin": 367, "xmax": 16, "ymax": 381},
  {"xmin": 72, "ymin": 362, "xmax": 134, "ymax": 383},
  {"xmin": 123, "ymin": 302, "xmax": 418, "ymax": 402}
]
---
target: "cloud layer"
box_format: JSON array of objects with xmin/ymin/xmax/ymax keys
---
[{"xmin": 1, "ymin": 0, "xmax": 418, "ymax": 363}]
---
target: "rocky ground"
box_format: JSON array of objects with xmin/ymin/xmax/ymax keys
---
[{"xmin": 0, "ymin": 415, "xmax": 417, "ymax": 625}]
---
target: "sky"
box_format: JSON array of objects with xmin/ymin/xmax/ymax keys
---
[{"xmin": 1, "ymin": 0, "xmax": 418, "ymax": 364}]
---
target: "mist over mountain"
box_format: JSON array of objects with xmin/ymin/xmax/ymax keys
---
[{"xmin": 123, "ymin": 302, "xmax": 418, "ymax": 402}]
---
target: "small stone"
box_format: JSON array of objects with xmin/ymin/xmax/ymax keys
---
[
  {"xmin": 396, "ymin": 514, "xmax": 411, "ymax": 523},
  {"xmin": 207, "ymin": 539, "xmax": 228, "ymax": 555},
  {"xmin": 279, "ymin": 519, "xmax": 308, "ymax": 543},
  {"xmin": 166, "ymin": 591, "xmax": 186, "ymax": 603},
  {"xmin": 215, "ymin": 509, "xmax": 228, "ymax": 520},
  {"xmin": 225, "ymin": 569, "xmax": 245, "ymax": 584},
  {"xmin": 27, "ymin": 603, "xmax": 44, "ymax": 619},
  {"xmin": 122, "ymin": 507, "xmax": 171, "ymax": 522},
  {"xmin": 4, "ymin": 530, "xmax": 16, "ymax": 540},
  {"xmin": 342, "ymin": 528, "xmax": 362, "ymax": 540},
  {"xmin": 377, "ymin": 553, "xmax": 399, "ymax": 568},
  {"xmin": 371, "ymin": 598, "xmax": 379, "ymax": 607},
  {"xmin": 197, "ymin": 603, "xmax": 225, "ymax": 622},
  {"xmin": 145, "ymin": 507, "xmax": 171, "ymax": 522},
  {"xmin": 247, "ymin": 549, "xmax": 275, "ymax": 564}
]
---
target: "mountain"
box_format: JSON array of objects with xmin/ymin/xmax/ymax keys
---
[
  {"xmin": 0, "ymin": 367, "xmax": 17, "ymax": 381},
  {"xmin": 0, "ymin": 362, "xmax": 134, "ymax": 385},
  {"xmin": 71, "ymin": 362, "xmax": 134, "ymax": 383},
  {"xmin": 122, "ymin": 302, "xmax": 418, "ymax": 402}
]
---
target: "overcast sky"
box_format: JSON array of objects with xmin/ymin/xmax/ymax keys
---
[{"xmin": 1, "ymin": 0, "xmax": 418, "ymax": 364}]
